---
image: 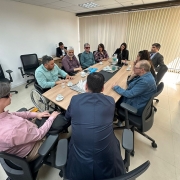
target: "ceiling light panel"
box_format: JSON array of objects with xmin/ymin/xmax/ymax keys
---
[{"xmin": 79, "ymin": 2, "xmax": 99, "ymax": 8}]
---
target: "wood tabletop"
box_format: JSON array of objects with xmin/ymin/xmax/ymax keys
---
[{"xmin": 43, "ymin": 59, "xmax": 132, "ymax": 110}]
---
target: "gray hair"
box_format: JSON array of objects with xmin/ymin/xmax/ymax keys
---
[
  {"xmin": 67, "ymin": 46, "xmax": 74, "ymax": 51},
  {"xmin": 42, "ymin": 55, "xmax": 53, "ymax": 65},
  {"xmin": 84, "ymin": 43, "xmax": 90, "ymax": 48},
  {"xmin": 138, "ymin": 60, "xmax": 151, "ymax": 72},
  {"xmin": 0, "ymin": 82, "xmax": 10, "ymax": 98}
]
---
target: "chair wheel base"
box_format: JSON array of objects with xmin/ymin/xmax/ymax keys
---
[
  {"xmin": 59, "ymin": 170, "xmax": 63, "ymax": 178},
  {"xmin": 152, "ymin": 142, "xmax": 157, "ymax": 148},
  {"xmin": 130, "ymin": 150, "xmax": 135, "ymax": 156}
]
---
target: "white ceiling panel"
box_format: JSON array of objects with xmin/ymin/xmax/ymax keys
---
[
  {"xmin": 93, "ymin": 0, "xmax": 120, "ymax": 6},
  {"xmin": 103, "ymin": 4, "xmax": 123, "ymax": 9},
  {"xmin": 120, "ymin": 0, "xmax": 144, "ymax": 7},
  {"xmin": 44, "ymin": 1, "xmax": 73, "ymax": 8},
  {"xmin": 10, "ymin": 0, "xmax": 171, "ymax": 13}
]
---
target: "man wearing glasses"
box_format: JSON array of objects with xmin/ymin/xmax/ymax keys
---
[
  {"xmin": 80, "ymin": 43, "xmax": 95, "ymax": 69},
  {"xmin": 112, "ymin": 60, "xmax": 156, "ymax": 116}
]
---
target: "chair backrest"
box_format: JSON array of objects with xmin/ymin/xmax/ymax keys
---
[
  {"xmin": 0, "ymin": 152, "xmax": 33, "ymax": 180},
  {"xmin": 78, "ymin": 53, "xmax": 82, "ymax": 62},
  {"xmin": 154, "ymin": 82, "xmax": 164, "ymax": 97},
  {"xmin": 0, "ymin": 64, "xmax": 5, "ymax": 78},
  {"xmin": 20, "ymin": 54, "xmax": 39, "ymax": 71},
  {"xmin": 156, "ymin": 65, "xmax": 168, "ymax": 85},
  {"xmin": 104, "ymin": 161, "xmax": 150, "ymax": 180},
  {"xmin": 141, "ymin": 96, "xmax": 155, "ymax": 132}
]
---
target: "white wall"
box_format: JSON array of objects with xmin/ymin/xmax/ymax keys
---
[{"xmin": 0, "ymin": 0, "xmax": 79, "ymax": 87}]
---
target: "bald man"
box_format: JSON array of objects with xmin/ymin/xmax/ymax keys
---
[{"xmin": 112, "ymin": 60, "xmax": 157, "ymax": 115}]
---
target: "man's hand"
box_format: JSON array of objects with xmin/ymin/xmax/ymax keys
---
[
  {"xmin": 112, "ymin": 83, "xmax": 118, "ymax": 89},
  {"xmin": 36, "ymin": 111, "xmax": 50, "ymax": 120},
  {"xmin": 66, "ymin": 75, "xmax": 74, "ymax": 80},
  {"xmin": 50, "ymin": 111, "xmax": 60, "ymax": 119}
]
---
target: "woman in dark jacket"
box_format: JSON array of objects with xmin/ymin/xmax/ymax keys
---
[
  {"xmin": 113, "ymin": 43, "xmax": 129, "ymax": 64},
  {"xmin": 128, "ymin": 50, "xmax": 156, "ymax": 82}
]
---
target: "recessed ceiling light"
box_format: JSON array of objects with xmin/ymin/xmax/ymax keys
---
[{"xmin": 79, "ymin": 2, "xmax": 99, "ymax": 9}]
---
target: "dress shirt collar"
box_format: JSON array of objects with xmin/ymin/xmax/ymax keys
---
[{"xmin": 0, "ymin": 111, "xmax": 9, "ymax": 119}]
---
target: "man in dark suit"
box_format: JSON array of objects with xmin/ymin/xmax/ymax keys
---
[
  {"xmin": 64, "ymin": 72, "xmax": 125, "ymax": 180},
  {"xmin": 56, "ymin": 42, "xmax": 67, "ymax": 57},
  {"xmin": 150, "ymin": 43, "xmax": 168, "ymax": 84}
]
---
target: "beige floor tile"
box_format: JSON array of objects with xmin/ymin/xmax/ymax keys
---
[
  {"xmin": 176, "ymin": 167, "xmax": 180, "ymax": 180},
  {"xmin": 169, "ymin": 97, "xmax": 180, "ymax": 114},
  {"xmin": 0, "ymin": 166, "xmax": 8, "ymax": 180},
  {"xmin": 131, "ymin": 151, "xmax": 177, "ymax": 180},
  {"xmin": 171, "ymin": 110, "xmax": 180, "ymax": 136},
  {"xmin": 132, "ymin": 125, "xmax": 175, "ymax": 166},
  {"xmin": 37, "ymin": 165, "xmax": 63, "ymax": 180},
  {"xmin": 153, "ymin": 94, "xmax": 169, "ymax": 110},
  {"xmin": 173, "ymin": 132, "xmax": 180, "ymax": 169},
  {"xmin": 154, "ymin": 106, "xmax": 172, "ymax": 132}
]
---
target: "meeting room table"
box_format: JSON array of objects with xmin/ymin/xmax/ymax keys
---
[{"xmin": 43, "ymin": 59, "xmax": 133, "ymax": 110}]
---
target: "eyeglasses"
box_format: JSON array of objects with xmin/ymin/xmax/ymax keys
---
[
  {"xmin": 1, "ymin": 93, "xmax": 10, "ymax": 99},
  {"xmin": 85, "ymin": 47, "xmax": 90, "ymax": 49},
  {"xmin": 134, "ymin": 67, "xmax": 142, "ymax": 69}
]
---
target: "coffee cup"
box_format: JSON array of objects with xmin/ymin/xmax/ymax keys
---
[{"xmin": 81, "ymin": 71, "xmax": 85, "ymax": 77}]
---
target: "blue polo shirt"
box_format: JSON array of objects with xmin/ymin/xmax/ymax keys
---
[
  {"xmin": 80, "ymin": 51, "xmax": 95, "ymax": 68},
  {"xmin": 35, "ymin": 64, "xmax": 67, "ymax": 89}
]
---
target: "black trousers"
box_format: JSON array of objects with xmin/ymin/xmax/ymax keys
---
[{"xmin": 156, "ymin": 65, "xmax": 168, "ymax": 85}]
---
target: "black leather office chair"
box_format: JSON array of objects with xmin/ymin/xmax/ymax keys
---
[
  {"xmin": 0, "ymin": 64, "xmax": 18, "ymax": 94},
  {"xmin": 0, "ymin": 137, "xmax": 67, "ymax": 180},
  {"xmin": 18, "ymin": 54, "xmax": 40, "ymax": 88},
  {"xmin": 55, "ymin": 129, "xmax": 150, "ymax": 180},
  {"xmin": 114, "ymin": 95, "xmax": 158, "ymax": 156},
  {"xmin": 156, "ymin": 65, "xmax": 168, "ymax": 85},
  {"xmin": 153, "ymin": 82, "xmax": 164, "ymax": 112}
]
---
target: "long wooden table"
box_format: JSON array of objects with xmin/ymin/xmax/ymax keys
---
[{"xmin": 43, "ymin": 60, "xmax": 132, "ymax": 110}]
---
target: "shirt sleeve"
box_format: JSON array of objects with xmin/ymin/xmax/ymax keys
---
[
  {"xmin": 11, "ymin": 116, "xmax": 55, "ymax": 146},
  {"xmin": 113, "ymin": 80, "xmax": 149, "ymax": 98},
  {"xmin": 56, "ymin": 64, "xmax": 67, "ymax": 78},
  {"xmin": 62, "ymin": 58, "xmax": 72, "ymax": 73},
  {"xmin": 94, "ymin": 51, "xmax": 100, "ymax": 62},
  {"xmin": 11, "ymin": 111, "xmax": 37, "ymax": 119},
  {"xmin": 80, "ymin": 53, "xmax": 89, "ymax": 68},
  {"xmin": 65, "ymin": 100, "xmax": 72, "ymax": 122},
  {"xmin": 35, "ymin": 70, "xmax": 55, "ymax": 89}
]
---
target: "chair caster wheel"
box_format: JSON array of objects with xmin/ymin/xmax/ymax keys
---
[
  {"xmin": 25, "ymin": 86, "xmax": 28, "ymax": 88},
  {"xmin": 59, "ymin": 170, "xmax": 63, "ymax": 178},
  {"xmin": 156, "ymin": 100, "xmax": 159, "ymax": 103},
  {"xmin": 15, "ymin": 92, "xmax": 18, "ymax": 94},
  {"xmin": 152, "ymin": 142, "xmax": 157, "ymax": 148},
  {"xmin": 130, "ymin": 150, "xmax": 135, "ymax": 156}
]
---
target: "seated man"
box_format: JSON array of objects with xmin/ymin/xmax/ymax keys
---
[
  {"xmin": 62, "ymin": 46, "xmax": 82, "ymax": 74},
  {"xmin": 0, "ymin": 82, "xmax": 60, "ymax": 161},
  {"xmin": 56, "ymin": 42, "xmax": 67, "ymax": 58},
  {"xmin": 65, "ymin": 72, "xmax": 125, "ymax": 180},
  {"xmin": 112, "ymin": 60, "xmax": 157, "ymax": 115},
  {"xmin": 80, "ymin": 43, "xmax": 95, "ymax": 69},
  {"xmin": 35, "ymin": 55, "xmax": 73, "ymax": 89}
]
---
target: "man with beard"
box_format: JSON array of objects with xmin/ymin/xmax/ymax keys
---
[
  {"xmin": 62, "ymin": 46, "xmax": 82, "ymax": 74},
  {"xmin": 35, "ymin": 55, "xmax": 73, "ymax": 89}
]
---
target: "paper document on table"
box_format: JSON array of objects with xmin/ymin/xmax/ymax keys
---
[{"xmin": 70, "ymin": 80, "xmax": 87, "ymax": 93}]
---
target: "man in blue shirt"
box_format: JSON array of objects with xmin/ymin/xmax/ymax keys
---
[
  {"xmin": 35, "ymin": 55, "xmax": 73, "ymax": 89},
  {"xmin": 80, "ymin": 43, "xmax": 95, "ymax": 69},
  {"xmin": 112, "ymin": 60, "xmax": 157, "ymax": 115}
]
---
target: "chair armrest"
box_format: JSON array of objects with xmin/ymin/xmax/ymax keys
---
[
  {"xmin": 122, "ymin": 129, "xmax": 133, "ymax": 152},
  {"xmin": 5, "ymin": 69, "xmax": 13, "ymax": 82},
  {"xmin": 55, "ymin": 139, "xmax": 68, "ymax": 168},
  {"xmin": 38, "ymin": 134, "xmax": 58, "ymax": 156},
  {"xmin": 17, "ymin": 108, "xmax": 28, "ymax": 112},
  {"xmin": 18, "ymin": 67, "xmax": 25, "ymax": 78},
  {"xmin": 120, "ymin": 103, "xmax": 137, "ymax": 114}
]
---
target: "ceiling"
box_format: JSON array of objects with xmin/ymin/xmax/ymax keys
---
[{"xmin": 10, "ymin": 0, "xmax": 174, "ymax": 14}]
